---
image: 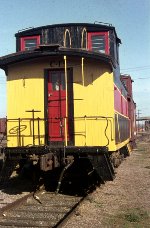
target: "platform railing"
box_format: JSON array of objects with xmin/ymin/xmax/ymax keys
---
[
  {"xmin": 6, "ymin": 117, "xmax": 46, "ymax": 147},
  {"xmin": 71, "ymin": 116, "xmax": 114, "ymax": 147},
  {"xmin": 6, "ymin": 116, "xmax": 114, "ymax": 147}
]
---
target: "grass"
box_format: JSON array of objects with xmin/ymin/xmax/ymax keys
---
[
  {"xmin": 124, "ymin": 211, "xmax": 142, "ymax": 223},
  {"xmin": 93, "ymin": 200, "xmax": 103, "ymax": 208},
  {"xmin": 86, "ymin": 196, "xmax": 104, "ymax": 208},
  {"xmin": 102, "ymin": 208, "xmax": 150, "ymax": 228}
]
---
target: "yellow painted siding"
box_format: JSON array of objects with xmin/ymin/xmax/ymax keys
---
[
  {"xmin": 7, "ymin": 59, "xmax": 47, "ymax": 147},
  {"xmin": 6, "ymin": 57, "xmax": 67, "ymax": 147},
  {"xmin": 116, "ymin": 139, "xmax": 130, "ymax": 150},
  {"xmin": 73, "ymin": 60, "xmax": 116, "ymax": 151},
  {"xmin": 6, "ymin": 56, "xmax": 123, "ymax": 151}
]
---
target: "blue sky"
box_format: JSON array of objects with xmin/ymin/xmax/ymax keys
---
[{"xmin": 0, "ymin": 0, "xmax": 150, "ymax": 117}]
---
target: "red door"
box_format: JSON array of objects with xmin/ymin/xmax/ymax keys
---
[{"xmin": 48, "ymin": 70, "xmax": 66, "ymax": 142}]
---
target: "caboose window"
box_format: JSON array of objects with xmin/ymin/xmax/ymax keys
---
[
  {"xmin": 88, "ymin": 32, "xmax": 109, "ymax": 54},
  {"xmin": 20, "ymin": 35, "xmax": 40, "ymax": 51},
  {"xmin": 25, "ymin": 39, "xmax": 37, "ymax": 49}
]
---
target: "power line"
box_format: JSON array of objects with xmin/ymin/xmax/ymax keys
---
[
  {"xmin": 121, "ymin": 65, "xmax": 150, "ymax": 70},
  {"xmin": 137, "ymin": 77, "xmax": 150, "ymax": 80},
  {"xmin": 121, "ymin": 68, "xmax": 150, "ymax": 73}
]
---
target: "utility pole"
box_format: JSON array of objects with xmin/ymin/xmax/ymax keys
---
[{"xmin": 137, "ymin": 109, "xmax": 142, "ymax": 133}]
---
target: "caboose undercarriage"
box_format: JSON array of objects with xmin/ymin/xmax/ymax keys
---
[{"xmin": 0, "ymin": 142, "xmax": 130, "ymax": 193}]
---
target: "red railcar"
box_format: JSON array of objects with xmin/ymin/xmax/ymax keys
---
[
  {"xmin": 0, "ymin": 118, "xmax": 6, "ymax": 134},
  {"xmin": 121, "ymin": 75, "xmax": 136, "ymax": 145}
]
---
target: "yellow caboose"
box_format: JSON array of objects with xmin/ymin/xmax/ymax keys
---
[{"xmin": 0, "ymin": 23, "xmax": 134, "ymax": 187}]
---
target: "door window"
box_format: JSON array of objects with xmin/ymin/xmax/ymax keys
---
[{"xmin": 51, "ymin": 72, "xmax": 65, "ymax": 91}]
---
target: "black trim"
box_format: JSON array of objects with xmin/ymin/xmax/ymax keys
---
[
  {"xmin": 44, "ymin": 69, "xmax": 49, "ymax": 145},
  {"xmin": 0, "ymin": 47, "xmax": 114, "ymax": 71},
  {"xmin": 15, "ymin": 23, "xmax": 121, "ymax": 43},
  {"xmin": 44, "ymin": 68, "xmax": 74, "ymax": 146},
  {"xmin": 67, "ymin": 68, "xmax": 74, "ymax": 144},
  {"xmin": 115, "ymin": 114, "xmax": 120, "ymax": 143},
  {"xmin": 65, "ymin": 146, "xmax": 108, "ymax": 154},
  {"xmin": 115, "ymin": 113, "xmax": 130, "ymax": 143},
  {"xmin": 2, "ymin": 146, "xmax": 62, "ymax": 156},
  {"xmin": 2, "ymin": 145, "xmax": 108, "ymax": 156}
]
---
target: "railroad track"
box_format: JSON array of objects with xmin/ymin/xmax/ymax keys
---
[{"xmin": 0, "ymin": 190, "xmax": 84, "ymax": 228}]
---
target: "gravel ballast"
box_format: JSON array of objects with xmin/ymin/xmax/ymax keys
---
[
  {"xmin": 0, "ymin": 134, "xmax": 150, "ymax": 227},
  {"xmin": 63, "ymin": 135, "xmax": 150, "ymax": 227}
]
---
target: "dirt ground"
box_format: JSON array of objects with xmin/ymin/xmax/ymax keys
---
[{"xmin": 63, "ymin": 133, "xmax": 150, "ymax": 228}]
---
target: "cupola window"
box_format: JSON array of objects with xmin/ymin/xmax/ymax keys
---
[
  {"xmin": 20, "ymin": 35, "xmax": 40, "ymax": 51},
  {"xmin": 88, "ymin": 32, "xmax": 109, "ymax": 54}
]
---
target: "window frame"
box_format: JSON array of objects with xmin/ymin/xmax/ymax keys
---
[
  {"xmin": 20, "ymin": 35, "xmax": 40, "ymax": 51},
  {"xmin": 87, "ymin": 31, "xmax": 109, "ymax": 54}
]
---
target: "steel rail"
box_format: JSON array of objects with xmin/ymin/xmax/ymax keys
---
[
  {"xmin": 55, "ymin": 195, "xmax": 85, "ymax": 228},
  {"xmin": 0, "ymin": 190, "xmax": 85, "ymax": 228},
  {"xmin": 0, "ymin": 192, "xmax": 34, "ymax": 216}
]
